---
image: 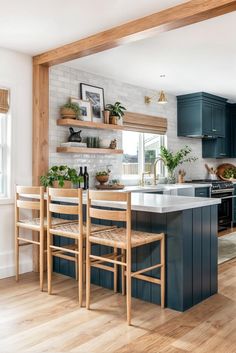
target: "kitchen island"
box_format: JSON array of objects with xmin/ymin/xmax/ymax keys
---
[{"xmin": 54, "ymin": 192, "xmax": 220, "ymax": 312}]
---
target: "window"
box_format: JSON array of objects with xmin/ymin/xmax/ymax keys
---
[{"xmin": 122, "ymin": 131, "xmax": 166, "ymax": 181}]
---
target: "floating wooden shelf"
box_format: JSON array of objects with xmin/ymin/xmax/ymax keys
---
[
  {"xmin": 56, "ymin": 147, "xmax": 123, "ymax": 154},
  {"xmin": 57, "ymin": 119, "xmax": 124, "ymax": 131}
]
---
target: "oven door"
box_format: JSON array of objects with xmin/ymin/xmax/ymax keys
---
[{"xmin": 211, "ymin": 191, "xmax": 233, "ymax": 230}]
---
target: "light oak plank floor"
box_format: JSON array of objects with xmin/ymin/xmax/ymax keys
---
[{"xmin": 0, "ymin": 259, "xmax": 236, "ymax": 353}]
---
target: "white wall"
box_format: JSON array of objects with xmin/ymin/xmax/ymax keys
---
[{"xmin": 0, "ymin": 47, "xmax": 32, "ymax": 279}]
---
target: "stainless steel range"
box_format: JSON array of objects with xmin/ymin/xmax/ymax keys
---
[{"xmin": 191, "ymin": 180, "xmax": 234, "ymax": 230}]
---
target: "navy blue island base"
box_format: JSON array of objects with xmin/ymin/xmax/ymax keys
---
[{"xmin": 53, "ymin": 204, "xmax": 218, "ymax": 312}]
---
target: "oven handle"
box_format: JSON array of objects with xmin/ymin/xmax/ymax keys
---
[
  {"xmin": 213, "ymin": 195, "xmax": 236, "ymax": 200},
  {"xmin": 211, "ymin": 188, "xmax": 235, "ymax": 194}
]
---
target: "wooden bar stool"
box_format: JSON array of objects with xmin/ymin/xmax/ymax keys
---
[
  {"xmin": 47, "ymin": 187, "xmax": 116, "ymax": 306},
  {"xmin": 15, "ymin": 186, "xmax": 71, "ymax": 291},
  {"xmin": 86, "ymin": 190, "xmax": 165, "ymax": 325}
]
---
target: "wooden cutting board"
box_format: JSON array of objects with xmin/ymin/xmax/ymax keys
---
[{"xmin": 95, "ymin": 184, "xmax": 125, "ymax": 190}]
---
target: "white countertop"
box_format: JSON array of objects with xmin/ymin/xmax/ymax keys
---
[
  {"xmin": 23, "ymin": 189, "xmax": 219, "ymax": 214},
  {"xmin": 89, "ymin": 193, "xmax": 220, "ymax": 213}
]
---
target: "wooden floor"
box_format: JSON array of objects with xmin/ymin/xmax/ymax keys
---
[
  {"xmin": 0, "ymin": 259, "xmax": 236, "ymax": 353},
  {"xmin": 218, "ymin": 226, "xmax": 236, "ymax": 237}
]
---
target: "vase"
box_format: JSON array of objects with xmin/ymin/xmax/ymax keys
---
[
  {"xmin": 53, "ymin": 180, "xmax": 72, "ymax": 188},
  {"xmin": 167, "ymin": 170, "xmax": 176, "ymax": 184}
]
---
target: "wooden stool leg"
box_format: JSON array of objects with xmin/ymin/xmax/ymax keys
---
[
  {"xmin": 114, "ymin": 247, "xmax": 118, "ymax": 293},
  {"xmin": 47, "ymin": 234, "xmax": 52, "ymax": 295},
  {"xmin": 15, "ymin": 226, "xmax": 19, "ymax": 282},
  {"xmin": 160, "ymin": 236, "xmax": 165, "ymax": 308},
  {"xmin": 78, "ymin": 236, "xmax": 83, "ymax": 307},
  {"xmin": 86, "ymin": 240, "xmax": 91, "ymax": 309},
  {"xmin": 39, "ymin": 230, "xmax": 44, "ymax": 291},
  {"xmin": 126, "ymin": 247, "xmax": 132, "ymax": 325},
  {"xmin": 121, "ymin": 249, "xmax": 126, "ymax": 295},
  {"xmin": 75, "ymin": 240, "xmax": 78, "ymax": 281}
]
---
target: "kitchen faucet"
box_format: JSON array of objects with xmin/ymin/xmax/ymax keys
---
[{"xmin": 153, "ymin": 157, "xmax": 164, "ymax": 185}]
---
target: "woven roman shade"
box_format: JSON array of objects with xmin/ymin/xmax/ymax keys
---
[
  {"xmin": 0, "ymin": 89, "xmax": 9, "ymax": 114},
  {"xmin": 123, "ymin": 111, "xmax": 167, "ymax": 135}
]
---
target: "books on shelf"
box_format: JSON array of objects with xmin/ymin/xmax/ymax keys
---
[{"xmin": 60, "ymin": 142, "xmax": 87, "ymax": 147}]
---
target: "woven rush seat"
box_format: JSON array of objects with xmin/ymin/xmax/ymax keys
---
[
  {"xmin": 50, "ymin": 222, "xmax": 116, "ymax": 238},
  {"xmin": 89, "ymin": 227, "xmax": 163, "ymax": 249},
  {"xmin": 18, "ymin": 217, "xmax": 71, "ymax": 229}
]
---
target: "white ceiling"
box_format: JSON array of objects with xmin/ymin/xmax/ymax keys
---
[
  {"xmin": 0, "ymin": 0, "xmax": 186, "ymax": 55},
  {"xmin": 66, "ymin": 12, "xmax": 236, "ymax": 102}
]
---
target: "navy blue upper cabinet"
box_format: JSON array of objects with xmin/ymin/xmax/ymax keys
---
[
  {"xmin": 202, "ymin": 103, "xmax": 231, "ymax": 158},
  {"xmin": 230, "ymin": 104, "xmax": 236, "ymax": 158},
  {"xmin": 177, "ymin": 92, "xmax": 227, "ymax": 138}
]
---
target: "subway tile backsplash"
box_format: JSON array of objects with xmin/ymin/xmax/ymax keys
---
[{"xmin": 49, "ymin": 64, "xmax": 236, "ymax": 185}]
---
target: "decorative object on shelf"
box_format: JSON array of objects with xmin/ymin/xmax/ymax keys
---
[
  {"xmin": 178, "ymin": 169, "xmax": 186, "ymax": 183},
  {"xmin": 99, "ymin": 138, "xmax": 112, "ymax": 149},
  {"xmin": 40, "ymin": 165, "xmax": 82, "ymax": 188},
  {"xmin": 70, "ymin": 97, "xmax": 92, "ymax": 122},
  {"xmin": 68, "ymin": 127, "xmax": 82, "ymax": 143},
  {"xmin": 159, "ymin": 145, "xmax": 197, "ymax": 184},
  {"xmin": 86, "ymin": 136, "xmax": 100, "ymax": 148},
  {"xmin": 205, "ymin": 163, "xmax": 218, "ymax": 180},
  {"xmin": 60, "ymin": 101, "xmax": 81, "ymax": 119},
  {"xmin": 95, "ymin": 169, "xmax": 110, "ymax": 185},
  {"xmin": 105, "ymin": 101, "xmax": 126, "ymax": 125},
  {"xmin": 217, "ymin": 163, "xmax": 236, "ymax": 181},
  {"xmin": 109, "ymin": 139, "xmax": 117, "ymax": 149},
  {"xmin": 103, "ymin": 109, "xmax": 110, "ymax": 124},
  {"xmin": 80, "ymin": 83, "xmax": 105, "ymax": 123},
  {"xmin": 60, "ymin": 142, "xmax": 87, "ymax": 148}
]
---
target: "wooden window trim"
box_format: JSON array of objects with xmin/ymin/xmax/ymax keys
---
[{"xmin": 0, "ymin": 89, "xmax": 9, "ymax": 114}]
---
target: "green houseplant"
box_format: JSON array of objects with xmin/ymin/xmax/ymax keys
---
[
  {"xmin": 159, "ymin": 146, "xmax": 197, "ymax": 184},
  {"xmin": 60, "ymin": 102, "xmax": 81, "ymax": 119},
  {"xmin": 40, "ymin": 165, "xmax": 82, "ymax": 188},
  {"xmin": 95, "ymin": 169, "xmax": 110, "ymax": 185},
  {"xmin": 105, "ymin": 102, "xmax": 126, "ymax": 125}
]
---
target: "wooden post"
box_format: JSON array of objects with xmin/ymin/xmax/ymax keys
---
[{"xmin": 32, "ymin": 63, "xmax": 49, "ymax": 186}]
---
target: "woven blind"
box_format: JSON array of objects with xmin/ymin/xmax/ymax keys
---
[
  {"xmin": 123, "ymin": 111, "xmax": 167, "ymax": 135},
  {"xmin": 0, "ymin": 89, "xmax": 9, "ymax": 114}
]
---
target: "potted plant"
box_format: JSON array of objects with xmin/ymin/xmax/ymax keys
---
[
  {"xmin": 60, "ymin": 102, "xmax": 81, "ymax": 119},
  {"xmin": 159, "ymin": 146, "xmax": 197, "ymax": 184},
  {"xmin": 105, "ymin": 102, "xmax": 126, "ymax": 125},
  {"xmin": 40, "ymin": 165, "xmax": 82, "ymax": 188},
  {"xmin": 95, "ymin": 170, "xmax": 110, "ymax": 185}
]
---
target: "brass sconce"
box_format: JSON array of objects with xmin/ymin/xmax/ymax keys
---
[{"xmin": 144, "ymin": 90, "xmax": 168, "ymax": 105}]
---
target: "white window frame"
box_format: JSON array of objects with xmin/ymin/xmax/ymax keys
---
[{"xmin": 122, "ymin": 131, "xmax": 166, "ymax": 184}]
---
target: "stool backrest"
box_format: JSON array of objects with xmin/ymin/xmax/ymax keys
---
[
  {"xmin": 87, "ymin": 190, "xmax": 131, "ymax": 244},
  {"xmin": 47, "ymin": 188, "xmax": 83, "ymax": 230},
  {"xmin": 15, "ymin": 186, "xmax": 44, "ymax": 225}
]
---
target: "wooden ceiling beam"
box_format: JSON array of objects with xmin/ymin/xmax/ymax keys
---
[{"xmin": 33, "ymin": 0, "xmax": 236, "ymax": 66}]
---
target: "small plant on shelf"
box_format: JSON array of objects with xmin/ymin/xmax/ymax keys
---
[
  {"xmin": 60, "ymin": 101, "xmax": 81, "ymax": 119},
  {"xmin": 95, "ymin": 169, "xmax": 110, "ymax": 184},
  {"xmin": 40, "ymin": 165, "xmax": 82, "ymax": 188},
  {"xmin": 105, "ymin": 102, "xmax": 126, "ymax": 125}
]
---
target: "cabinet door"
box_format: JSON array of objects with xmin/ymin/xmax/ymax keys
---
[
  {"xmin": 212, "ymin": 104, "xmax": 225, "ymax": 137},
  {"xmin": 234, "ymin": 185, "xmax": 236, "ymax": 223},
  {"xmin": 195, "ymin": 187, "xmax": 210, "ymax": 198},
  {"xmin": 202, "ymin": 102, "xmax": 213, "ymax": 136}
]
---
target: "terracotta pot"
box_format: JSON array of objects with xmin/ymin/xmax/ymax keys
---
[
  {"xmin": 96, "ymin": 175, "xmax": 109, "ymax": 185},
  {"xmin": 103, "ymin": 110, "xmax": 110, "ymax": 124},
  {"xmin": 53, "ymin": 180, "xmax": 72, "ymax": 188},
  {"xmin": 60, "ymin": 107, "xmax": 77, "ymax": 119},
  {"xmin": 109, "ymin": 115, "xmax": 118, "ymax": 125}
]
